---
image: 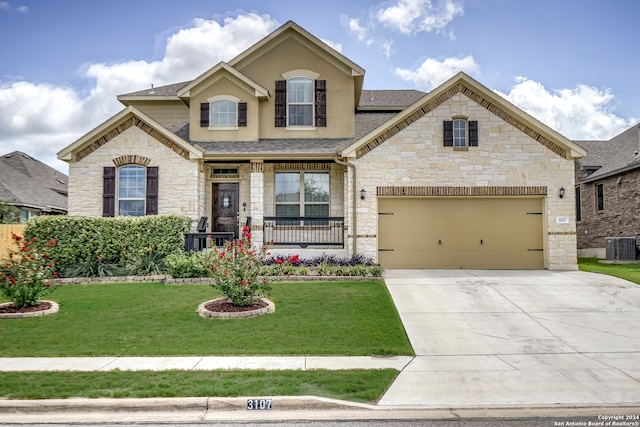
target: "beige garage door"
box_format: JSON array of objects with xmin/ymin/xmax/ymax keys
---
[{"xmin": 378, "ymin": 198, "xmax": 544, "ymax": 269}]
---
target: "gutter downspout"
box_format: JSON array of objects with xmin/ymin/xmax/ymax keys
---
[{"xmin": 334, "ymin": 156, "xmax": 357, "ymax": 254}]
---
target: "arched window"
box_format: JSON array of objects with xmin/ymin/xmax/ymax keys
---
[
  {"xmin": 118, "ymin": 165, "xmax": 146, "ymax": 216},
  {"xmin": 210, "ymin": 99, "xmax": 237, "ymax": 127}
]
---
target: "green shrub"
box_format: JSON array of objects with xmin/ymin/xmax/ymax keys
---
[
  {"xmin": 64, "ymin": 259, "xmax": 127, "ymax": 278},
  {"xmin": 165, "ymin": 251, "xmax": 212, "ymax": 279},
  {"xmin": 24, "ymin": 215, "xmax": 191, "ymax": 275}
]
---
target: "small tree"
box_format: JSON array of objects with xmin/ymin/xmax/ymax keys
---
[
  {"xmin": 0, "ymin": 233, "xmax": 58, "ymax": 308},
  {"xmin": 0, "ymin": 199, "xmax": 19, "ymax": 224}
]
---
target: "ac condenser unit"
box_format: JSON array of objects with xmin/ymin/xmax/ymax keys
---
[{"xmin": 605, "ymin": 237, "xmax": 637, "ymax": 261}]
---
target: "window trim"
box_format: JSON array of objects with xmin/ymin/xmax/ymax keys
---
[
  {"xmin": 444, "ymin": 119, "xmax": 478, "ymax": 148},
  {"xmin": 117, "ymin": 164, "xmax": 147, "ymax": 217},
  {"xmin": 208, "ymin": 96, "xmax": 240, "ymax": 130},
  {"xmin": 286, "ymin": 77, "xmax": 315, "ymax": 128},
  {"xmin": 275, "ymin": 171, "xmax": 330, "ymax": 221}
]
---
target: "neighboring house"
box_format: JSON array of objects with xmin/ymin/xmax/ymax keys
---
[
  {"xmin": 574, "ymin": 124, "xmax": 640, "ymax": 259},
  {"xmin": 57, "ymin": 21, "xmax": 585, "ymax": 270},
  {"xmin": 0, "ymin": 151, "xmax": 68, "ymax": 222}
]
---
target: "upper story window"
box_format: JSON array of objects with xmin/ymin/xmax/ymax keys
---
[
  {"xmin": 443, "ymin": 119, "xmax": 479, "ymax": 148},
  {"xmin": 211, "ymin": 99, "xmax": 237, "ymax": 127},
  {"xmin": 575, "ymin": 185, "xmax": 582, "ymax": 221},
  {"xmin": 287, "ymin": 78, "xmax": 314, "ymax": 126},
  {"xmin": 596, "ymin": 183, "xmax": 604, "ymax": 211},
  {"xmin": 275, "ymin": 70, "xmax": 326, "ymax": 128},
  {"xmin": 200, "ymin": 96, "xmax": 247, "ymax": 129},
  {"xmin": 118, "ymin": 165, "xmax": 146, "ymax": 216}
]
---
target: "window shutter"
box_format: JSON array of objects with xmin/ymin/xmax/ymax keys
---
[
  {"xmin": 275, "ymin": 80, "xmax": 287, "ymax": 127},
  {"xmin": 315, "ymin": 79, "xmax": 327, "ymax": 127},
  {"xmin": 443, "ymin": 121, "xmax": 453, "ymax": 147},
  {"xmin": 145, "ymin": 166, "xmax": 159, "ymax": 215},
  {"xmin": 200, "ymin": 103, "xmax": 209, "ymax": 127},
  {"xmin": 468, "ymin": 120, "xmax": 479, "ymax": 146},
  {"xmin": 103, "ymin": 167, "xmax": 115, "ymax": 217},
  {"xmin": 238, "ymin": 102, "xmax": 247, "ymax": 127}
]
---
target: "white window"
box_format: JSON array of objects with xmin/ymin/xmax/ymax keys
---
[
  {"xmin": 210, "ymin": 99, "xmax": 237, "ymax": 127},
  {"xmin": 275, "ymin": 172, "xmax": 329, "ymax": 223},
  {"xmin": 118, "ymin": 165, "xmax": 146, "ymax": 216},
  {"xmin": 287, "ymin": 77, "xmax": 313, "ymax": 126},
  {"xmin": 453, "ymin": 119, "xmax": 467, "ymax": 147}
]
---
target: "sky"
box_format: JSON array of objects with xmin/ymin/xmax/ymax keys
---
[{"xmin": 1, "ymin": 0, "xmax": 639, "ymax": 174}]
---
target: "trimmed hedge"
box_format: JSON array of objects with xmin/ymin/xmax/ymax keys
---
[{"xmin": 24, "ymin": 215, "xmax": 191, "ymax": 274}]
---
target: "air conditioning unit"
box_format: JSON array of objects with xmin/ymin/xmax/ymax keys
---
[{"xmin": 605, "ymin": 237, "xmax": 637, "ymax": 261}]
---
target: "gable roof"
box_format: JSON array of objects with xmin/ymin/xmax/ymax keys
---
[
  {"xmin": 575, "ymin": 124, "xmax": 640, "ymax": 183},
  {"xmin": 57, "ymin": 106, "xmax": 203, "ymax": 163},
  {"xmin": 342, "ymin": 72, "xmax": 587, "ymax": 161},
  {"xmin": 117, "ymin": 81, "xmax": 190, "ymax": 105},
  {"xmin": 0, "ymin": 151, "xmax": 68, "ymax": 213},
  {"xmin": 176, "ymin": 62, "xmax": 270, "ymax": 103}
]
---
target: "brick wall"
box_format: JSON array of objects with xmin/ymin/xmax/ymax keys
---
[{"xmin": 575, "ymin": 166, "xmax": 640, "ymax": 256}]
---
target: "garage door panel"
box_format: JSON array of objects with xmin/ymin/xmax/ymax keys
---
[{"xmin": 378, "ymin": 198, "xmax": 544, "ymax": 269}]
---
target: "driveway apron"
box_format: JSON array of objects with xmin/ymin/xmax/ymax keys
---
[{"xmin": 379, "ymin": 269, "xmax": 640, "ymax": 407}]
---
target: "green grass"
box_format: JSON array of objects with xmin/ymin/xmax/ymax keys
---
[
  {"xmin": 0, "ymin": 369, "xmax": 398, "ymax": 403},
  {"xmin": 579, "ymin": 258, "xmax": 640, "ymax": 285},
  {"xmin": 0, "ymin": 281, "xmax": 413, "ymax": 357}
]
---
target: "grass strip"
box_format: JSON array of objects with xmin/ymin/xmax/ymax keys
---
[
  {"xmin": 0, "ymin": 281, "xmax": 413, "ymax": 357},
  {"xmin": 579, "ymin": 258, "xmax": 640, "ymax": 285},
  {"xmin": 0, "ymin": 369, "xmax": 398, "ymax": 403}
]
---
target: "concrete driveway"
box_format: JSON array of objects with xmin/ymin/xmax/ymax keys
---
[{"xmin": 379, "ymin": 269, "xmax": 640, "ymax": 407}]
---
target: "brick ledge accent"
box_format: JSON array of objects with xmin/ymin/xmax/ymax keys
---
[{"xmin": 377, "ymin": 186, "xmax": 548, "ymax": 197}]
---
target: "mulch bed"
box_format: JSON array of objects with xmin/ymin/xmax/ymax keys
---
[
  {"xmin": 204, "ymin": 299, "xmax": 268, "ymax": 313},
  {"xmin": 0, "ymin": 301, "xmax": 52, "ymax": 314}
]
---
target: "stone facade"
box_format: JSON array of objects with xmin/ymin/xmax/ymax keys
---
[
  {"xmin": 348, "ymin": 93, "xmax": 578, "ymax": 270},
  {"xmin": 68, "ymin": 126, "xmax": 201, "ymax": 222},
  {"xmin": 575, "ymin": 166, "xmax": 640, "ymax": 258}
]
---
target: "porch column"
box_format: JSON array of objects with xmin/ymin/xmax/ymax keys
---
[{"xmin": 250, "ymin": 160, "xmax": 264, "ymax": 249}]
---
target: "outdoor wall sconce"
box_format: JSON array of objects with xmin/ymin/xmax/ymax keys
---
[
  {"xmin": 559, "ymin": 187, "xmax": 565, "ymax": 199},
  {"xmin": 360, "ymin": 188, "xmax": 366, "ymax": 200},
  {"xmin": 242, "ymin": 202, "xmax": 247, "ymax": 212}
]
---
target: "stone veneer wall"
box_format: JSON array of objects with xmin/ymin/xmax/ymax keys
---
[
  {"xmin": 348, "ymin": 93, "xmax": 578, "ymax": 270},
  {"xmin": 68, "ymin": 126, "xmax": 201, "ymax": 223},
  {"xmin": 575, "ymin": 167, "xmax": 640, "ymax": 258}
]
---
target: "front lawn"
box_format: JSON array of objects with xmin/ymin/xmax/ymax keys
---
[
  {"xmin": 0, "ymin": 281, "xmax": 413, "ymax": 357},
  {"xmin": 579, "ymin": 258, "xmax": 640, "ymax": 285}
]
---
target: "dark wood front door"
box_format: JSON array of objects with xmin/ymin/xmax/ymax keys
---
[{"xmin": 213, "ymin": 183, "xmax": 239, "ymax": 238}]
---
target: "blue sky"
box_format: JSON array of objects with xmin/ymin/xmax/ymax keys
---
[{"xmin": 1, "ymin": 0, "xmax": 638, "ymax": 173}]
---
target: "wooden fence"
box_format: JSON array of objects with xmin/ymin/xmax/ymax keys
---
[{"xmin": 0, "ymin": 224, "xmax": 25, "ymax": 260}]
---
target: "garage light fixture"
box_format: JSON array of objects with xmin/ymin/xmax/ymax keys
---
[
  {"xmin": 360, "ymin": 188, "xmax": 366, "ymax": 200},
  {"xmin": 559, "ymin": 187, "xmax": 565, "ymax": 198}
]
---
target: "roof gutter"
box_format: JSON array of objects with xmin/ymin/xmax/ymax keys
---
[{"xmin": 334, "ymin": 156, "xmax": 356, "ymax": 254}]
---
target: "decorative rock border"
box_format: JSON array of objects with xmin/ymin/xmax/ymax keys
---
[
  {"xmin": 0, "ymin": 300, "xmax": 59, "ymax": 319},
  {"xmin": 197, "ymin": 298, "xmax": 275, "ymax": 319}
]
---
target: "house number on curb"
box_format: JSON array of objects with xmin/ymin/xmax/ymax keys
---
[{"xmin": 247, "ymin": 399, "xmax": 272, "ymax": 410}]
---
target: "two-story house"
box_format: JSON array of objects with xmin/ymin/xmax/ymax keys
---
[{"xmin": 57, "ymin": 21, "xmax": 585, "ymax": 270}]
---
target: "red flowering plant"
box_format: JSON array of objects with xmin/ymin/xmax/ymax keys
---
[
  {"xmin": 209, "ymin": 226, "xmax": 271, "ymax": 307},
  {"xmin": 0, "ymin": 233, "xmax": 58, "ymax": 309}
]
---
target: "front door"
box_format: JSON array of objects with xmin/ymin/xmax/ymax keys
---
[{"xmin": 213, "ymin": 183, "xmax": 239, "ymax": 238}]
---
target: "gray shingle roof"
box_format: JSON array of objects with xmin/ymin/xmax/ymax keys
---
[
  {"xmin": 119, "ymin": 81, "xmax": 191, "ymax": 98},
  {"xmin": 575, "ymin": 124, "xmax": 640, "ymax": 182},
  {"xmin": 166, "ymin": 111, "xmax": 399, "ymax": 157},
  {"xmin": 0, "ymin": 151, "xmax": 68, "ymax": 212},
  {"xmin": 359, "ymin": 89, "xmax": 426, "ymax": 108}
]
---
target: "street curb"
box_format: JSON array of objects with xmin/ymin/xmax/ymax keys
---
[{"xmin": 1, "ymin": 397, "xmax": 639, "ymax": 418}]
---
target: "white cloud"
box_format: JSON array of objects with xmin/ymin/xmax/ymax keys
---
[
  {"xmin": 348, "ymin": 17, "xmax": 372, "ymax": 45},
  {"xmin": 376, "ymin": 0, "xmax": 463, "ymax": 35},
  {"xmin": 0, "ymin": 13, "xmax": 278, "ymax": 173},
  {"xmin": 16, "ymin": 5, "xmax": 27, "ymax": 13},
  {"xmin": 381, "ymin": 40, "xmax": 394, "ymax": 59},
  {"xmin": 395, "ymin": 55, "xmax": 480, "ymax": 89},
  {"xmin": 321, "ymin": 38, "xmax": 343, "ymax": 53},
  {"xmin": 497, "ymin": 77, "xmax": 636, "ymax": 140},
  {"xmin": 0, "ymin": 2, "xmax": 10, "ymax": 10}
]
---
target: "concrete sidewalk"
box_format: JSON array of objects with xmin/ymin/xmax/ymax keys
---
[{"xmin": 0, "ymin": 355, "xmax": 412, "ymax": 372}]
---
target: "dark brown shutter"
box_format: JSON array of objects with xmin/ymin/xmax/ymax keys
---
[
  {"xmin": 200, "ymin": 103, "xmax": 209, "ymax": 127},
  {"xmin": 103, "ymin": 167, "xmax": 115, "ymax": 217},
  {"xmin": 443, "ymin": 121, "xmax": 453, "ymax": 147},
  {"xmin": 315, "ymin": 79, "xmax": 327, "ymax": 127},
  {"xmin": 275, "ymin": 80, "xmax": 287, "ymax": 127},
  {"xmin": 238, "ymin": 102, "xmax": 247, "ymax": 127},
  {"xmin": 468, "ymin": 120, "xmax": 478, "ymax": 146},
  {"xmin": 145, "ymin": 166, "xmax": 158, "ymax": 215}
]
